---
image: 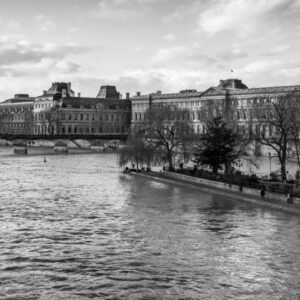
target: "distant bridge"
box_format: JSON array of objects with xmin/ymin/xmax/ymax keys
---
[{"xmin": 0, "ymin": 133, "xmax": 129, "ymax": 141}]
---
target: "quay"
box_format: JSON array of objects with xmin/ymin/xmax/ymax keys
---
[{"xmin": 129, "ymin": 170, "xmax": 300, "ymax": 216}]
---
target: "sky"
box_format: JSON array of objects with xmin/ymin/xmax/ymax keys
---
[{"xmin": 0, "ymin": 0, "xmax": 299, "ymax": 100}]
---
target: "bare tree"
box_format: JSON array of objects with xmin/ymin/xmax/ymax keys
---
[
  {"xmin": 40, "ymin": 106, "xmax": 59, "ymax": 135},
  {"xmin": 288, "ymin": 93, "xmax": 300, "ymax": 170},
  {"xmin": 118, "ymin": 132, "xmax": 153, "ymax": 170},
  {"xmin": 142, "ymin": 105, "xmax": 194, "ymax": 171},
  {"xmin": 255, "ymin": 94, "xmax": 299, "ymax": 181}
]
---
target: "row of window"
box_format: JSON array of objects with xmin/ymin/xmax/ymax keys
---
[
  {"xmin": 133, "ymin": 99, "xmax": 224, "ymax": 110},
  {"xmin": 60, "ymin": 113, "xmax": 123, "ymax": 122},
  {"xmin": 35, "ymin": 103, "xmax": 52, "ymax": 109},
  {"xmin": 0, "ymin": 107, "xmax": 32, "ymax": 113},
  {"xmin": 34, "ymin": 125, "xmax": 126, "ymax": 134},
  {"xmin": 231, "ymin": 97, "xmax": 273, "ymax": 106},
  {"xmin": 231, "ymin": 108, "xmax": 274, "ymax": 121},
  {"xmin": 3, "ymin": 123, "xmax": 32, "ymax": 129},
  {"xmin": 132, "ymin": 97, "xmax": 278, "ymax": 112},
  {"xmin": 133, "ymin": 109, "xmax": 221, "ymax": 122}
]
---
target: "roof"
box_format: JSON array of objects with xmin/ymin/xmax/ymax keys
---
[
  {"xmin": 61, "ymin": 96, "xmax": 131, "ymax": 109},
  {"xmin": 132, "ymin": 83, "xmax": 300, "ymax": 101},
  {"xmin": 0, "ymin": 97, "xmax": 34, "ymax": 104}
]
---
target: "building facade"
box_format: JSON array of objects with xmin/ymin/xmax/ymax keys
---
[
  {"xmin": 0, "ymin": 94, "xmax": 34, "ymax": 135},
  {"xmin": 1, "ymin": 78, "xmax": 300, "ymax": 141},
  {"xmin": 130, "ymin": 78, "xmax": 300, "ymax": 138},
  {"xmin": 0, "ymin": 82, "xmax": 131, "ymax": 137}
]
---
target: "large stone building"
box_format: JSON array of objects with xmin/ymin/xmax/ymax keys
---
[
  {"xmin": 0, "ymin": 94, "xmax": 35, "ymax": 135},
  {"xmin": 130, "ymin": 78, "xmax": 300, "ymax": 138},
  {"xmin": 0, "ymin": 82, "xmax": 131, "ymax": 137},
  {"xmin": 1, "ymin": 78, "xmax": 300, "ymax": 142}
]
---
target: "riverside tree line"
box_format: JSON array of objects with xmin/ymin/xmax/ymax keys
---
[{"xmin": 119, "ymin": 92, "xmax": 300, "ymax": 182}]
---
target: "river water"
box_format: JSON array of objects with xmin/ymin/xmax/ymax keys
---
[{"xmin": 0, "ymin": 147, "xmax": 299, "ymax": 299}]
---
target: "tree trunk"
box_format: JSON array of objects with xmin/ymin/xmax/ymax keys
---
[
  {"xmin": 293, "ymin": 135, "xmax": 300, "ymax": 170},
  {"xmin": 281, "ymin": 163, "xmax": 286, "ymax": 182},
  {"xmin": 280, "ymin": 150, "xmax": 287, "ymax": 182},
  {"xmin": 212, "ymin": 165, "xmax": 218, "ymax": 175},
  {"xmin": 224, "ymin": 162, "xmax": 231, "ymax": 176},
  {"xmin": 167, "ymin": 151, "xmax": 174, "ymax": 171}
]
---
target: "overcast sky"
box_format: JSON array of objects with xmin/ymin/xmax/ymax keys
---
[{"xmin": 0, "ymin": 0, "xmax": 299, "ymax": 100}]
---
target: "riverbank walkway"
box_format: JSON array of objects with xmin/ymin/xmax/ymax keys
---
[{"xmin": 128, "ymin": 170, "xmax": 300, "ymax": 215}]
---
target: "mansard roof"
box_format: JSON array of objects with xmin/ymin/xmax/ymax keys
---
[
  {"xmin": 47, "ymin": 82, "xmax": 75, "ymax": 97},
  {"xmin": 230, "ymin": 84, "xmax": 300, "ymax": 95},
  {"xmin": 60, "ymin": 96, "xmax": 130, "ymax": 109},
  {"xmin": 1, "ymin": 94, "xmax": 34, "ymax": 104},
  {"xmin": 132, "ymin": 79, "xmax": 300, "ymax": 101}
]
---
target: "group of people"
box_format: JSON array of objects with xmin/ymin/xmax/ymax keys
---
[{"xmin": 260, "ymin": 185, "xmax": 294, "ymax": 204}]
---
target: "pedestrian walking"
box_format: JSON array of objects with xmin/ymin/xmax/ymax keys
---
[{"xmin": 286, "ymin": 191, "xmax": 294, "ymax": 204}]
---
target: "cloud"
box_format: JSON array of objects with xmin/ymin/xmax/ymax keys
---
[
  {"xmin": 91, "ymin": 0, "xmax": 139, "ymax": 20},
  {"xmin": 6, "ymin": 21, "xmax": 21, "ymax": 31},
  {"xmin": 197, "ymin": 0, "xmax": 300, "ymax": 37},
  {"xmin": 260, "ymin": 44, "xmax": 291, "ymax": 56},
  {"xmin": 35, "ymin": 14, "xmax": 56, "ymax": 32},
  {"xmin": 243, "ymin": 60, "xmax": 281, "ymax": 73},
  {"xmin": 70, "ymin": 27, "xmax": 79, "ymax": 33},
  {"xmin": 0, "ymin": 58, "xmax": 81, "ymax": 78},
  {"xmin": 163, "ymin": 33, "xmax": 176, "ymax": 41},
  {"xmin": 217, "ymin": 48, "xmax": 248, "ymax": 60},
  {"xmin": 0, "ymin": 38, "xmax": 86, "ymax": 66},
  {"xmin": 152, "ymin": 46, "xmax": 186, "ymax": 63},
  {"xmin": 91, "ymin": 0, "xmax": 169, "ymax": 20},
  {"xmin": 96, "ymin": 68, "xmax": 217, "ymax": 95},
  {"xmin": 0, "ymin": 36, "xmax": 86, "ymax": 81},
  {"xmin": 151, "ymin": 45, "xmax": 218, "ymax": 68}
]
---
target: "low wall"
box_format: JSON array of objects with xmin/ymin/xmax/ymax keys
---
[
  {"xmin": 132, "ymin": 171, "xmax": 300, "ymax": 215},
  {"xmin": 163, "ymin": 171, "xmax": 298, "ymax": 205}
]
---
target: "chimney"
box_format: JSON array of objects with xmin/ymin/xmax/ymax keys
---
[
  {"xmin": 67, "ymin": 82, "xmax": 71, "ymax": 89},
  {"xmin": 43, "ymin": 90, "xmax": 47, "ymax": 96},
  {"xmin": 136, "ymin": 92, "xmax": 141, "ymax": 96},
  {"xmin": 78, "ymin": 92, "xmax": 81, "ymax": 97},
  {"xmin": 62, "ymin": 89, "xmax": 67, "ymax": 98},
  {"xmin": 156, "ymin": 90, "xmax": 162, "ymax": 95},
  {"xmin": 126, "ymin": 92, "xmax": 130, "ymax": 99}
]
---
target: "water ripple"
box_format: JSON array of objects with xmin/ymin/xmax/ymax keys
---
[{"xmin": 0, "ymin": 148, "xmax": 299, "ymax": 299}]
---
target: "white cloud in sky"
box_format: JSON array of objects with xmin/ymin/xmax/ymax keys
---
[
  {"xmin": 163, "ymin": 33, "xmax": 176, "ymax": 41},
  {"xmin": 152, "ymin": 46, "xmax": 186, "ymax": 63},
  {"xmin": 243, "ymin": 60, "xmax": 281, "ymax": 73},
  {"xmin": 35, "ymin": 14, "xmax": 56, "ymax": 32},
  {"xmin": 197, "ymin": 0, "xmax": 299, "ymax": 36},
  {"xmin": 0, "ymin": 0, "xmax": 299, "ymax": 100},
  {"xmin": 6, "ymin": 21, "xmax": 21, "ymax": 31}
]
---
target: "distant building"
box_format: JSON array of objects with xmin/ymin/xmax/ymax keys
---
[
  {"xmin": 96, "ymin": 85, "xmax": 121, "ymax": 99},
  {"xmin": 2, "ymin": 78, "xmax": 300, "ymax": 141},
  {"xmin": 130, "ymin": 78, "xmax": 300, "ymax": 138},
  {"xmin": 0, "ymin": 94, "xmax": 34, "ymax": 135},
  {"xmin": 0, "ymin": 82, "xmax": 131, "ymax": 137}
]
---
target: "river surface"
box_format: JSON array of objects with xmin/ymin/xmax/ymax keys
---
[{"xmin": 0, "ymin": 147, "xmax": 299, "ymax": 299}]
